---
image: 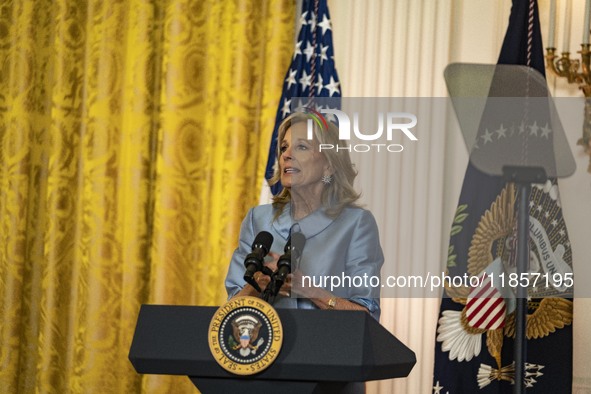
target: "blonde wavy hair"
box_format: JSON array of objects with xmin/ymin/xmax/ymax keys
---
[{"xmin": 270, "ymin": 111, "xmax": 360, "ymax": 218}]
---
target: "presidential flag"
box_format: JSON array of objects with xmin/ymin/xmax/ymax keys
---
[
  {"xmin": 433, "ymin": 1, "xmax": 574, "ymax": 393},
  {"xmin": 264, "ymin": 0, "xmax": 341, "ymax": 195}
]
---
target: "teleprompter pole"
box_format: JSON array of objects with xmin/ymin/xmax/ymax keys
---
[{"xmin": 503, "ymin": 166, "xmax": 547, "ymax": 394}]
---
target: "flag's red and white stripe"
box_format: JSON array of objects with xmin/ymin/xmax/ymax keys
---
[{"xmin": 465, "ymin": 273, "xmax": 506, "ymax": 330}]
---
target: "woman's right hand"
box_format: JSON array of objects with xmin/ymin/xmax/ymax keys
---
[{"xmin": 252, "ymin": 252, "xmax": 280, "ymax": 292}]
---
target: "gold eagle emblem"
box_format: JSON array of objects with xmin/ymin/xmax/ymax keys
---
[{"xmin": 440, "ymin": 183, "xmax": 573, "ymax": 371}]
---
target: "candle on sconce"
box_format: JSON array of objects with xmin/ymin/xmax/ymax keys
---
[
  {"xmin": 546, "ymin": 0, "xmax": 591, "ymax": 175},
  {"xmin": 563, "ymin": 0, "xmax": 572, "ymax": 50},
  {"xmin": 584, "ymin": 0, "xmax": 591, "ymax": 45},
  {"xmin": 549, "ymin": 0, "xmax": 556, "ymax": 47}
]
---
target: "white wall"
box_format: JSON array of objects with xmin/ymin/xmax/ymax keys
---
[
  {"xmin": 329, "ymin": 1, "xmax": 451, "ymax": 392},
  {"xmin": 328, "ymin": 0, "xmax": 591, "ymax": 392}
]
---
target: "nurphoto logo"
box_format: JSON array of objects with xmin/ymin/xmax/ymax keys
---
[{"xmin": 307, "ymin": 108, "xmax": 418, "ymax": 153}]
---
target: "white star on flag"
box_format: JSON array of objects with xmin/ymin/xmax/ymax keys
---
[
  {"xmin": 300, "ymin": 11, "xmax": 308, "ymax": 25},
  {"xmin": 286, "ymin": 69, "xmax": 297, "ymax": 89},
  {"xmin": 293, "ymin": 41, "xmax": 302, "ymax": 59},
  {"xmin": 308, "ymin": 11, "xmax": 317, "ymax": 32},
  {"xmin": 281, "ymin": 98, "xmax": 291, "ymax": 117},
  {"xmin": 318, "ymin": 14, "xmax": 332, "ymax": 35},
  {"xmin": 325, "ymin": 76, "xmax": 340, "ymax": 96},
  {"xmin": 303, "ymin": 41, "xmax": 314, "ymax": 61},
  {"xmin": 299, "ymin": 70, "xmax": 312, "ymax": 90},
  {"xmin": 319, "ymin": 45, "xmax": 329, "ymax": 64},
  {"xmin": 433, "ymin": 381, "xmax": 444, "ymax": 394},
  {"xmin": 314, "ymin": 74, "xmax": 324, "ymax": 95}
]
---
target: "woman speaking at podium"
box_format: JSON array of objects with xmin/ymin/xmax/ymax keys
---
[{"xmin": 225, "ymin": 110, "xmax": 384, "ymax": 320}]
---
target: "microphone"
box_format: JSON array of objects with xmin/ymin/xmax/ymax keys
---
[
  {"xmin": 269, "ymin": 232, "xmax": 306, "ymax": 299},
  {"xmin": 243, "ymin": 231, "xmax": 274, "ymax": 292}
]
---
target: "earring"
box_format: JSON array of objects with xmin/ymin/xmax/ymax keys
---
[{"xmin": 322, "ymin": 174, "xmax": 333, "ymax": 185}]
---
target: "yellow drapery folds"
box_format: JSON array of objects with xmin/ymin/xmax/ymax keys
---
[{"xmin": 0, "ymin": 0, "xmax": 295, "ymax": 393}]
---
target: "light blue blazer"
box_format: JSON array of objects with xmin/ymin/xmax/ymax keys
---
[{"xmin": 225, "ymin": 203, "xmax": 384, "ymax": 320}]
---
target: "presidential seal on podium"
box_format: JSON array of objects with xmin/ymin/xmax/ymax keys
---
[{"xmin": 208, "ymin": 296, "xmax": 283, "ymax": 375}]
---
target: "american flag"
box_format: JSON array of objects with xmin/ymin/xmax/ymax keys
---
[{"xmin": 264, "ymin": 0, "xmax": 341, "ymax": 195}]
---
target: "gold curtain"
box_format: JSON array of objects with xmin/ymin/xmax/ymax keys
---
[{"xmin": 0, "ymin": 0, "xmax": 295, "ymax": 393}]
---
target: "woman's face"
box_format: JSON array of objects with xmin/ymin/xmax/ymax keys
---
[{"xmin": 279, "ymin": 122, "xmax": 330, "ymax": 191}]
